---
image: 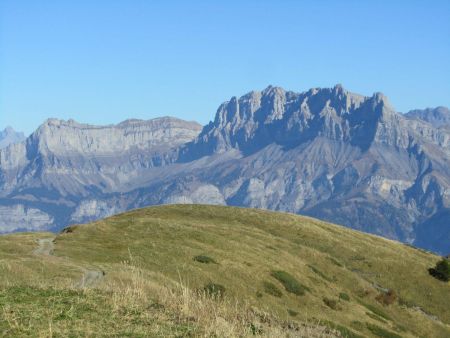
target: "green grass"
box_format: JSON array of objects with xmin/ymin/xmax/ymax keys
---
[
  {"xmin": 1, "ymin": 204, "xmax": 450, "ymax": 337},
  {"xmin": 270, "ymin": 270, "xmax": 310, "ymax": 296},
  {"xmin": 262, "ymin": 281, "xmax": 283, "ymax": 297},
  {"xmin": 360, "ymin": 302, "xmax": 392, "ymax": 321},
  {"xmin": 366, "ymin": 323, "xmax": 402, "ymax": 338},
  {"xmin": 308, "ymin": 264, "xmax": 334, "ymax": 282}
]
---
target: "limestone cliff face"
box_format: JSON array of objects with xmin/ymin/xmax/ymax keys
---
[
  {"xmin": 0, "ymin": 116, "xmax": 202, "ymax": 230},
  {"xmin": 0, "ymin": 86, "xmax": 449, "ymax": 254}
]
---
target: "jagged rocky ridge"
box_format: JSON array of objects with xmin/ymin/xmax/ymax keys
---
[{"xmin": 0, "ymin": 86, "xmax": 449, "ymax": 254}]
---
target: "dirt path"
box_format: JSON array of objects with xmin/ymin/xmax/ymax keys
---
[
  {"xmin": 75, "ymin": 269, "xmax": 105, "ymax": 288},
  {"xmin": 33, "ymin": 236, "xmax": 105, "ymax": 288},
  {"xmin": 33, "ymin": 237, "xmax": 55, "ymax": 256}
]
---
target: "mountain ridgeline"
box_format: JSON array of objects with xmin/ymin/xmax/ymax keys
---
[{"xmin": 0, "ymin": 85, "xmax": 449, "ymax": 254}]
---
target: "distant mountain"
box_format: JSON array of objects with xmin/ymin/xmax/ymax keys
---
[
  {"xmin": 0, "ymin": 86, "xmax": 449, "ymax": 254},
  {"xmin": 405, "ymin": 106, "xmax": 450, "ymax": 128},
  {"xmin": 0, "ymin": 127, "xmax": 25, "ymax": 149}
]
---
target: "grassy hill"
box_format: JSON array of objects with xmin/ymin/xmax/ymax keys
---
[{"xmin": 0, "ymin": 205, "xmax": 449, "ymax": 337}]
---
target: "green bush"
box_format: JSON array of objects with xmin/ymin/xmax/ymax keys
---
[
  {"xmin": 270, "ymin": 270, "xmax": 310, "ymax": 296},
  {"xmin": 428, "ymin": 258, "xmax": 450, "ymax": 282},
  {"xmin": 262, "ymin": 281, "xmax": 283, "ymax": 297},
  {"xmin": 339, "ymin": 292, "xmax": 350, "ymax": 301},
  {"xmin": 193, "ymin": 255, "xmax": 217, "ymax": 264}
]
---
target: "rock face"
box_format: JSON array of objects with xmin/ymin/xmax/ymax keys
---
[
  {"xmin": 405, "ymin": 107, "xmax": 450, "ymax": 128},
  {"xmin": 0, "ymin": 127, "xmax": 25, "ymax": 149},
  {"xmin": 0, "ymin": 86, "xmax": 449, "ymax": 254}
]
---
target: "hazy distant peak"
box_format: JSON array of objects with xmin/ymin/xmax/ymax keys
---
[
  {"xmin": 405, "ymin": 106, "xmax": 450, "ymax": 128},
  {"xmin": 0, "ymin": 126, "xmax": 25, "ymax": 149}
]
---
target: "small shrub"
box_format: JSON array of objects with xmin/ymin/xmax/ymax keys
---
[
  {"xmin": 270, "ymin": 270, "xmax": 310, "ymax": 296},
  {"xmin": 256, "ymin": 291, "xmax": 263, "ymax": 298},
  {"xmin": 323, "ymin": 297, "xmax": 340, "ymax": 310},
  {"xmin": 428, "ymin": 258, "xmax": 450, "ymax": 282},
  {"xmin": 203, "ymin": 283, "xmax": 225, "ymax": 298},
  {"xmin": 193, "ymin": 255, "xmax": 217, "ymax": 264},
  {"xmin": 366, "ymin": 323, "xmax": 402, "ymax": 338},
  {"xmin": 339, "ymin": 292, "xmax": 350, "ymax": 301},
  {"xmin": 262, "ymin": 281, "xmax": 282, "ymax": 297}
]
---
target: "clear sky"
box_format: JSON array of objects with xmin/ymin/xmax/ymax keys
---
[{"xmin": 1, "ymin": 0, "xmax": 449, "ymax": 135}]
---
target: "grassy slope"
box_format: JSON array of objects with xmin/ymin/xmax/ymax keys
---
[{"xmin": 0, "ymin": 205, "xmax": 449, "ymax": 337}]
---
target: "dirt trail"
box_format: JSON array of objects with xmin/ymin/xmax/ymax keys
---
[
  {"xmin": 33, "ymin": 236, "xmax": 105, "ymax": 288},
  {"xmin": 75, "ymin": 269, "xmax": 105, "ymax": 288},
  {"xmin": 33, "ymin": 237, "xmax": 55, "ymax": 256}
]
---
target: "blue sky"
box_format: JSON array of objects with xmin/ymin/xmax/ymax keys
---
[{"xmin": 1, "ymin": 1, "xmax": 449, "ymax": 135}]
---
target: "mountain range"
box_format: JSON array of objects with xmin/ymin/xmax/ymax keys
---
[{"xmin": 0, "ymin": 85, "xmax": 449, "ymax": 254}]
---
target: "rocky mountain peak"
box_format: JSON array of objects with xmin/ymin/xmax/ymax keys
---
[{"xmin": 182, "ymin": 85, "xmax": 402, "ymax": 159}]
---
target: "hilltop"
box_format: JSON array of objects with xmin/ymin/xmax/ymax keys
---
[{"xmin": 0, "ymin": 205, "xmax": 449, "ymax": 337}]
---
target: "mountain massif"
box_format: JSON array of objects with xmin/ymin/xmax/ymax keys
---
[{"xmin": 0, "ymin": 85, "xmax": 449, "ymax": 254}]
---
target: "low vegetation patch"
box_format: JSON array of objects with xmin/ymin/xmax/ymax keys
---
[
  {"xmin": 323, "ymin": 297, "xmax": 340, "ymax": 310},
  {"xmin": 366, "ymin": 311, "xmax": 388, "ymax": 323},
  {"xmin": 262, "ymin": 281, "xmax": 283, "ymax": 297},
  {"xmin": 328, "ymin": 256, "xmax": 343, "ymax": 267},
  {"xmin": 428, "ymin": 258, "xmax": 450, "ymax": 282},
  {"xmin": 193, "ymin": 255, "xmax": 217, "ymax": 264},
  {"xmin": 270, "ymin": 270, "xmax": 310, "ymax": 296},
  {"xmin": 339, "ymin": 292, "xmax": 350, "ymax": 301},
  {"xmin": 375, "ymin": 289, "xmax": 397, "ymax": 306},
  {"xmin": 308, "ymin": 264, "xmax": 333, "ymax": 282},
  {"xmin": 323, "ymin": 320, "xmax": 364, "ymax": 338},
  {"xmin": 361, "ymin": 302, "xmax": 391, "ymax": 321},
  {"xmin": 287, "ymin": 309, "xmax": 298, "ymax": 317},
  {"xmin": 203, "ymin": 283, "xmax": 226, "ymax": 298},
  {"xmin": 366, "ymin": 323, "xmax": 402, "ymax": 338}
]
